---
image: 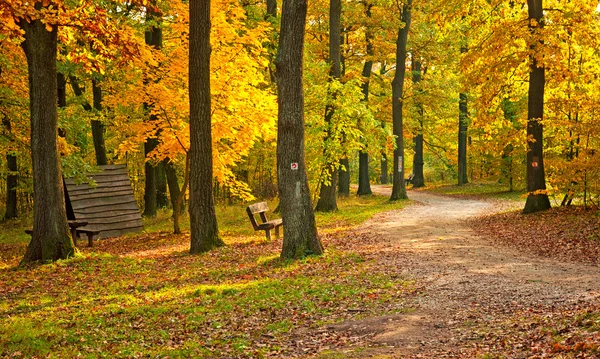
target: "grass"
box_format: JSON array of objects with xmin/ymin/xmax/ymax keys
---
[
  {"xmin": 425, "ymin": 181, "xmax": 527, "ymax": 202},
  {"xmin": 0, "ymin": 193, "xmax": 410, "ymax": 358}
]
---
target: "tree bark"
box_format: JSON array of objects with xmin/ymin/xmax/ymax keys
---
[
  {"xmin": 156, "ymin": 161, "xmax": 169, "ymax": 208},
  {"xmin": 276, "ymin": 0, "xmax": 323, "ymax": 259},
  {"xmin": 390, "ymin": 0, "xmax": 412, "ymax": 201},
  {"xmin": 143, "ymin": 8, "xmax": 163, "ymax": 217},
  {"xmin": 189, "ymin": 0, "xmax": 224, "ymax": 253},
  {"xmin": 411, "ymin": 59, "xmax": 425, "ymax": 188},
  {"xmin": 357, "ymin": 5, "xmax": 373, "ymax": 196},
  {"xmin": 91, "ymin": 78, "xmax": 108, "ymax": 165},
  {"xmin": 458, "ymin": 91, "xmax": 468, "ymax": 185},
  {"xmin": 2, "ymin": 116, "xmax": 18, "ymax": 220},
  {"xmin": 315, "ymin": 0, "xmax": 342, "ymax": 212},
  {"xmin": 381, "ymin": 152, "xmax": 388, "ymax": 184},
  {"xmin": 338, "ymin": 157, "xmax": 350, "ymax": 196},
  {"xmin": 165, "ymin": 158, "xmax": 183, "ymax": 213},
  {"xmin": 19, "ymin": 15, "xmax": 75, "ymax": 263},
  {"xmin": 523, "ymin": 0, "xmax": 551, "ymax": 214}
]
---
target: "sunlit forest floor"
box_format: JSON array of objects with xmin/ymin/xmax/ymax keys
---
[{"xmin": 1, "ymin": 184, "xmax": 600, "ymax": 358}]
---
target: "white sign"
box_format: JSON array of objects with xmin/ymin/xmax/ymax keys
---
[
  {"xmin": 291, "ymin": 163, "xmax": 299, "ymax": 170},
  {"xmin": 398, "ymin": 156, "xmax": 403, "ymax": 172}
]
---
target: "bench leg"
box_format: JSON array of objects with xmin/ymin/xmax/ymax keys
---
[
  {"xmin": 71, "ymin": 228, "xmax": 78, "ymax": 246},
  {"xmin": 87, "ymin": 234, "xmax": 95, "ymax": 247},
  {"xmin": 265, "ymin": 229, "xmax": 271, "ymax": 240},
  {"xmin": 275, "ymin": 226, "xmax": 280, "ymax": 239}
]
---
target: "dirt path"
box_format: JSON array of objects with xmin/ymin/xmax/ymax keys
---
[{"xmin": 333, "ymin": 186, "xmax": 600, "ymax": 358}]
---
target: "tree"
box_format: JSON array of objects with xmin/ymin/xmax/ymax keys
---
[
  {"xmin": 2, "ymin": 117, "xmax": 17, "ymax": 220},
  {"xmin": 522, "ymin": 0, "xmax": 550, "ymax": 214},
  {"xmin": 357, "ymin": 2, "xmax": 374, "ymax": 196},
  {"xmin": 276, "ymin": 0, "xmax": 323, "ymax": 259},
  {"xmin": 142, "ymin": 6, "xmax": 163, "ymax": 218},
  {"xmin": 457, "ymin": 46, "xmax": 468, "ymax": 186},
  {"xmin": 315, "ymin": 0, "xmax": 341, "ymax": 212},
  {"xmin": 390, "ymin": 0, "xmax": 412, "ymax": 201},
  {"xmin": 18, "ymin": 7, "xmax": 75, "ymax": 263},
  {"xmin": 411, "ymin": 58, "xmax": 425, "ymax": 188},
  {"xmin": 189, "ymin": 0, "xmax": 224, "ymax": 253}
]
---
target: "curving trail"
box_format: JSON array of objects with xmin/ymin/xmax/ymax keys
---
[{"xmin": 334, "ymin": 186, "xmax": 600, "ymax": 358}]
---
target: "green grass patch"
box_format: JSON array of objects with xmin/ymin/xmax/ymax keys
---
[{"xmin": 426, "ymin": 182, "xmax": 526, "ymax": 201}]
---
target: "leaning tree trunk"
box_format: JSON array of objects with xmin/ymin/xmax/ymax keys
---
[
  {"xmin": 357, "ymin": 4, "xmax": 374, "ymax": 196},
  {"xmin": 315, "ymin": 0, "xmax": 342, "ymax": 212},
  {"xmin": 411, "ymin": 59, "xmax": 425, "ymax": 188},
  {"xmin": 523, "ymin": 0, "xmax": 551, "ymax": 214},
  {"xmin": 20, "ymin": 16, "xmax": 75, "ymax": 263},
  {"xmin": 165, "ymin": 158, "xmax": 183, "ymax": 213},
  {"xmin": 189, "ymin": 0, "xmax": 224, "ymax": 253},
  {"xmin": 276, "ymin": 0, "xmax": 323, "ymax": 259},
  {"xmin": 390, "ymin": 0, "xmax": 412, "ymax": 201}
]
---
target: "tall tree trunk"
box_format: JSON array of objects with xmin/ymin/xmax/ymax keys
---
[
  {"xmin": 411, "ymin": 59, "xmax": 425, "ymax": 188},
  {"xmin": 173, "ymin": 154, "xmax": 190, "ymax": 235},
  {"xmin": 19, "ymin": 16, "xmax": 75, "ymax": 263},
  {"xmin": 156, "ymin": 162, "xmax": 169, "ymax": 208},
  {"xmin": 143, "ymin": 9, "xmax": 163, "ymax": 217},
  {"xmin": 381, "ymin": 152, "xmax": 388, "ymax": 184},
  {"xmin": 165, "ymin": 159, "xmax": 183, "ymax": 213},
  {"xmin": 523, "ymin": 0, "xmax": 550, "ymax": 214},
  {"xmin": 458, "ymin": 91, "xmax": 468, "ymax": 185},
  {"xmin": 338, "ymin": 157, "xmax": 350, "ymax": 196},
  {"xmin": 357, "ymin": 4, "xmax": 374, "ymax": 196},
  {"xmin": 315, "ymin": 0, "xmax": 342, "ymax": 212},
  {"xmin": 2, "ymin": 116, "xmax": 18, "ymax": 220},
  {"xmin": 91, "ymin": 78, "xmax": 108, "ymax": 165},
  {"xmin": 390, "ymin": 0, "xmax": 412, "ymax": 201},
  {"xmin": 457, "ymin": 43, "xmax": 469, "ymax": 186},
  {"xmin": 189, "ymin": 0, "xmax": 224, "ymax": 253},
  {"xmin": 276, "ymin": 0, "xmax": 323, "ymax": 259}
]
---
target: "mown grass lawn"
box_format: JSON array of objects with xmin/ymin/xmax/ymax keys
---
[{"xmin": 0, "ymin": 195, "xmax": 411, "ymax": 358}]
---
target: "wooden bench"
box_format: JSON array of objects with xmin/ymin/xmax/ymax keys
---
[
  {"xmin": 246, "ymin": 202, "xmax": 283, "ymax": 240},
  {"xmin": 75, "ymin": 229, "xmax": 102, "ymax": 247},
  {"xmin": 25, "ymin": 222, "xmax": 101, "ymax": 247}
]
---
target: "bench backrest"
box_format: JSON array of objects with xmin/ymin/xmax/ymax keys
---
[{"xmin": 246, "ymin": 202, "xmax": 270, "ymax": 230}]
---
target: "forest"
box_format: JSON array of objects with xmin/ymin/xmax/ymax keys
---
[{"xmin": 2, "ymin": 0, "xmax": 600, "ymax": 357}]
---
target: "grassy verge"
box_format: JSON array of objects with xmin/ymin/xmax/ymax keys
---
[
  {"xmin": 0, "ymin": 194, "xmax": 410, "ymax": 358},
  {"xmin": 424, "ymin": 182, "xmax": 527, "ymax": 202}
]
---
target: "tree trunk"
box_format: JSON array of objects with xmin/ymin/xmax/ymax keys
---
[
  {"xmin": 173, "ymin": 154, "xmax": 190, "ymax": 235},
  {"xmin": 315, "ymin": 0, "xmax": 341, "ymax": 212},
  {"xmin": 266, "ymin": 0, "xmax": 277, "ymax": 19},
  {"xmin": 357, "ymin": 3, "xmax": 374, "ymax": 196},
  {"xmin": 189, "ymin": 0, "xmax": 224, "ymax": 253},
  {"xmin": 411, "ymin": 59, "xmax": 425, "ymax": 188},
  {"xmin": 458, "ymin": 91, "xmax": 468, "ymax": 185},
  {"xmin": 381, "ymin": 152, "xmax": 388, "ymax": 184},
  {"xmin": 2, "ymin": 116, "xmax": 18, "ymax": 220},
  {"xmin": 19, "ymin": 16, "xmax": 75, "ymax": 263},
  {"xmin": 91, "ymin": 78, "xmax": 108, "ymax": 165},
  {"xmin": 390, "ymin": 0, "xmax": 412, "ymax": 201},
  {"xmin": 276, "ymin": 0, "xmax": 323, "ymax": 259},
  {"xmin": 523, "ymin": 0, "xmax": 551, "ymax": 214},
  {"xmin": 338, "ymin": 157, "xmax": 350, "ymax": 196},
  {"xmin": 165, "ymin": 159, "xmax": 183, "ymax": 213},
  {"xmin": 156, "ymin": 162, "xmax": 169, "ymax": 208},
  {"xmin": 143, "ymin": 8, "xmax": 163, "ymax": 217}
]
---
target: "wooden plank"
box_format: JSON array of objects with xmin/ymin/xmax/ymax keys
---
[
  {"xmin": 74, "ymin": 212, "xmax": 143, "ymax": 224},
  {"xmin": 70, "ymin": 188, "xmax": 134, "ymax": 201},
  {"xmin": 80, "ymin": 221, "xmax": 144, "ymax": 234},
  {"xmin": 71, "ymin": 197, "xmax": 138, "ymax": 210},
  {"xmin": 247, "ymin": 202, "xmax": 269, "ymax": 214},
  {"xmin": 96, "ymin": 227, "xmax": 143, "ymax": 239},
  {"xmin": 67, "ymin": 180, "xmax": 132, "ymax": 192},
  {"xmin": 74, "ymin": 202, "xmax": 140, "ymax": 214}
]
